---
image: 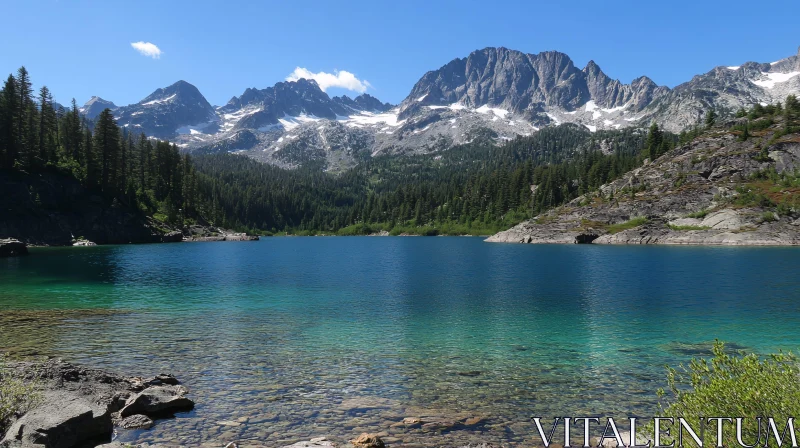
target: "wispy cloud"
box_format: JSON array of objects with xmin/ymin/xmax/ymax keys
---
[
  {"xmin": 286, "ymin": 68, "xmax": 371, "ymax": 93},
  {"xmin": 131, "ymin": 41, "xmax": 162, "ymax": 59}
]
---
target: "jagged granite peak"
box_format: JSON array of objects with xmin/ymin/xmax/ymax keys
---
[
  {"xmin": 397, "ymin": 46, "xmax": 661, "ymax": 120},
  {"xmin": 219, "ymin": 79, "xmax": 351, "ymax": 131},
  {"xmin": 137, "ymin": 80, "xmax": 211, "ymax": 107},
  {"xmin": 330, "ymin": 94, "xmax": 393, "ymax": 113},
  {"xmin": 115, "ymin": 80, "xmax": 217, "ymax": 139},
  {"xmin": 80, "ymin": 96, "xmax": 117, "ymax": 119},
  {"xmin": 353, "ymin": 94, "xmax": 393, "ymax": 112}
]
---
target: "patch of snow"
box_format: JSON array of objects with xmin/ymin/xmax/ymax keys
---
[
  {"xmin": 413, "ymin": 124, "xmax": 432, "ymax": 134},
  {"xmin": 603, "ymin": 120, "xmax": 613, "ymax": 126},
  {"xmin": 416, "ymin": 94, "xmax": 428, "ymax": 102},
  {"xmin": 142, "ymin": 93, "xmax": 177, "ymax": 106},
  {"xmin": 546, "ymin": 113, "xmax": 561, "ymax": 125},
  {"xmin": 278, "ymin": 114, "xmax": 321, "ymax": 131},
  {"xmin": 131, "ymin": 111, "xmax": 143, "ymax": 116},
  {"xmin": 257, "ymin": 123, "xmax": 282, "ymax": 132},
  {"xmin": 276, "ymin": 137, "xmax": 284, "ymax": 143},
  {"xmin": 771, "ymin": 59, "xmax": 786, "ymax": 66},
  {"xmin": 600, "ymin": 104, "xmax": 628, "ymax": 114},
  {"xmin": 726, "ymin": 66, "xmax": 740, "ymax": 70},
  {"xmin": 584, "ymin": 101, "xmax": 602, "ymax": 119},
  {"xmin": 340, "ymin": 111, "xmax": 404, "ymax": 128},
  {"xmin": 449, "ymin": 118, "xmax": 457, "ymax": 124},
  {"xmin": 223, "ymin": 106, "xmax": 262, "ymax": 129},
  {"xmin": 448, "ymin": 103, "xmax": 466, "ymax": 111},
  {"xmin": 752, "ymin": 71, "xmax": 800, "ymax": 89},
  {"xmin": 427, "ymin": 105, "xmax": 449, "ymax": 110},
  {"xmin": 176, "ymin": 121, "xmax": 216, "ymax": 135},
  {"xmin": 565, "ymin": 110, "xmax": 577, "ymax": 115},
  {"xmin": 585, "ymin": 125, "xmax": 597, "ymax": 132},
  {"xmin": 475, "ymin": 105, "xmax": 509, "ymax": 119}
]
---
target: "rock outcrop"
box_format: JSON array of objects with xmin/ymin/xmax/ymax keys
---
[
  {"xmin": 0, "ymin": 239, "xmax": 28, "ymax": 257},
  {"xmin": 488, "ymin": 119, "xmax": 800, "ymax": 246},
  {"xmin": 0, "ymin": 359, "xmax": 194, "ymax": 448}
]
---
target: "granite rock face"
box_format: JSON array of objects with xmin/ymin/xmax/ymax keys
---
[{"xmin": 487, "ymin": 121, "xmax": 800, "ymax": 246}]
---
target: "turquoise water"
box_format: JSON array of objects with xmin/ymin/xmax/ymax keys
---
[{"xmin": 2, "ymin": 238, "xmax": 800, "ymax": 446}]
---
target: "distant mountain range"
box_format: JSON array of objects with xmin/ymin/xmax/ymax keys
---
[{"xmin": 82, "ymin": 46, "xmax": 800, "ymax": 171}]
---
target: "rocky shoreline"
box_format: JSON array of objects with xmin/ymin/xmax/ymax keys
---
[
  {"xmin": 0, "ymin": 359, "xmax": 501, "ymax": 448},
  {"xmin": 487, "ymin": 121, "xmax": 800, "ymax": 246},
  {"xmin": 0, "ymin": 227, "xmax": 259, "ymax": 257},
  {"xmin": 0, "ymin": 359, "xmax": 195, "ymax": 448}
]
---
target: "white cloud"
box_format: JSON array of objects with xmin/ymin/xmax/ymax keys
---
[
  {"xmin": 286, "ymin": 67, "xmax": 371, "ymax": 93},
  {"xmin": 131, "ymin": 42, "xmax": 162, "ymax": 59}
]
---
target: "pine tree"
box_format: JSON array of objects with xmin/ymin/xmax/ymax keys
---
[
  {"xmin": 645, "ymin": 122, "xmax": 663, "ymax": 160},
  {"xmin": 60, "ymin": 99, "xmax": 83, "ymax": 165},
  {"xmin": 15, "ymin": 66, "xmax": 37, "ymax": 170},
  {"xmin": 0, "ymin": 75, "xmax": 18, "ymax": 169},
  {"xmin": 92, "ymin": 109, "xmax": 121, "ymax": 194},
  {"xmin": 705, "ymin": 108, "xmax": 717, "ymax": 128},
  {"xmin": 38, "ymin": 86, "xmax": 58, "ymax": 166}
]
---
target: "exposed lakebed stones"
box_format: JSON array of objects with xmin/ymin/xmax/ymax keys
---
[{"xmin": 0, "ymin": 359, "xmax": 194, "ymax": 448}]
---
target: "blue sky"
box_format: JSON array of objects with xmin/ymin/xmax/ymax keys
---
[{"xmin": 2, "ymin": 0, "xmax": 799, "ymax": 107}]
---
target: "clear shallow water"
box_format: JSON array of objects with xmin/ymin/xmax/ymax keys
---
[{"xmin": 2, "ymin": 238, "xmax": 800, "ymax": 447}]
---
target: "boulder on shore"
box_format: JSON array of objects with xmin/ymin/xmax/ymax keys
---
[
  {"xmin": 0, "ymin": 359, "xmax": 193, "ymax": 448},
  {"xmin": 0, "ymin": 239, "xmax": 28, "ymax": 257}
]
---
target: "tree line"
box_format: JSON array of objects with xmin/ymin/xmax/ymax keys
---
[
  {"xmin": 0, "ymin": 67, "xmax": 198, "ymax": 223},
  {"xmin": 191, "ymin": 124, "xmax": 672, "ymax": 235}
]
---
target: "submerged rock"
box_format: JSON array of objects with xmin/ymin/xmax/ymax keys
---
[
  {"xmin": 283, "ymin": 437, "xmax": 337, "ymax": 447},
  {"xmin": 350, "ymin": 433, "xmax": 385, "ymax": 448},
  {"xmin": 119, "ymin": 385, "xmax": 194, "ymax": 417},
  {"xmin": 118, "ymin": 414, "xmax": 154, "ymax": 430}
]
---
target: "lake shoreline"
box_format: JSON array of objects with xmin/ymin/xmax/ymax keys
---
[{"xmin": 0, "ymin": 357, "xmax": 494, "ymax": 448}]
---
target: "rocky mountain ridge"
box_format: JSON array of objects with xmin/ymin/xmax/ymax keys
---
[
  {"xmin": 88, "ymin": 46, "xmax": 800, "ymax": 171},
  {"xmin": 79, "ymin": 96, "xmax": 117, "ymax": 119}
]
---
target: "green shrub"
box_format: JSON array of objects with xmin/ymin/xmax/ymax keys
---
[
  {"xmin": 655, "ymin": 342, "xmax": 800, "ymax": 448},
  {"xmin": 0, "ymin": 356, "xmax": 41, "ymax": 432},
  {"xmin": 668, "ymin": 224, "xmax": 711, "ymax": 231},
  {"xmin": 733, "ymin": 186, "xmax": 775, "ymax": 208},
  {"xmin": 686, "ymin": 209, "xmax": 709, "ymax": 219},
  {"xmin": 607, "ymin": 217, "xmax": 648, "ymax": 234},
  {"xmin": 760, "ymin": 211, "xmax": 778, "ymax": 223}
]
